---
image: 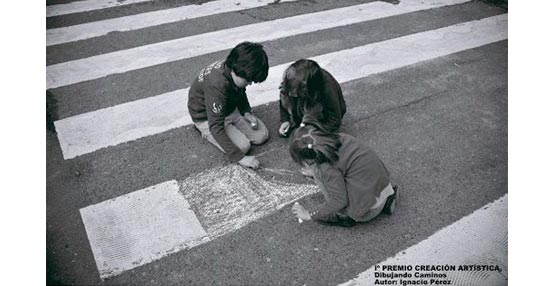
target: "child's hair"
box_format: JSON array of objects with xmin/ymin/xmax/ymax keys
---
[
  {"xmin": 280, "ymin": 59, "xmax": 325, "ymax": 106},
  {"xmin": 288, "ymin": 125, "xmax": 341, "ymax": 166},
  {"xmin": 225, "ymin": 41, "xmax": 269, "ymax": 83}
]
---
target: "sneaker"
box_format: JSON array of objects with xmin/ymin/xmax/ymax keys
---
[
  {"xmin": 334, "ymin": 215, "xmax": 357, "ymax": 227},
  {"xmin": 318, "ymin": 214, "xmax": 357, "ymax": 227},
  {"xmin": 382, "ymin": 185, "xmax": 399, "ymax": 215}
]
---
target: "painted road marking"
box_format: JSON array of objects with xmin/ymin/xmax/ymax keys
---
[
  {"xmin": 80, "ymin": 180, "xmax": 207, "ymax": 279},
  {"xmin": 47, "ymin": 0, "xmax": 299, "ymax": 46},
  {"xmin": 46, "ymin": 0, "xmax": 471, "ymax": 89},
  {"xmin": 54, "ymin": 14, "xmax": 507, "ymax": 159},
  {"xmin": 47, "ymin": 0, "xmax": 154, "ymax": 18},
  {"xmin": 339, "ymin": 194, "xmax": 508, "ymax": 286},
  {"xmin": 81, "ymin": 165, "xmax": 318, "ymax": 279},
  {"xmin": 56, "ymin": 89, "xmax": 188, "ymax": 159}
]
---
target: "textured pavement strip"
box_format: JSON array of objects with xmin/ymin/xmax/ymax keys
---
[
  {"xmin": 45, "ymin": 0, "xmax": 471, "ymax": 89},
  {"xmin": 47, "ymin": 0, "xmax": 155, "ymax": 17},
  {"xmin": 79, "ymin": 180, "xmax": 207, "ymax": 279},
  {"xmin": 79, "ymin": 165, "xmax": 318, "ymax": 279},
  {"xmin": 339, "ymin": 194, "xmax": 508, "ymax": 286},
  {"xmin": 47, "ymin": 0, "xmax": 299, "ymax": 46},
  {"xmin": 54, "ymin": 14, "xmax": 508, "ymax": 159}
]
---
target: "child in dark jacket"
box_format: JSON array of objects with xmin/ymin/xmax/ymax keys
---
[
  {"xmin": 188, "ymin": 42, "xmax": 270, "ymax": 169},
  {"xmin": 278, "ymin": 59, "xmax": 346, "ymax": 137},
  {"xmin": 289, "ymin": 126, "xmax": 399, "ymax": 227}
]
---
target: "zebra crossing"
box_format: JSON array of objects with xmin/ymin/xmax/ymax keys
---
[
  {"xmin": 340, "ymin": 195, "xmax": 508, "ymax": 286},
  {"xmin": 46, "ymin": 0, "xmax": 508, "ymax": 284},
  {"xmin": 47, "ymin": 0, "xmax": 155, "ymax": 17},
  {"xmin": 47, "ymin": 0, "xmax": 299, "ymax": 46},
  {"xmin": 46, "ymin": 0, "xmax": 472, "ymax": 89},
  {"xmin": 54, "ymin": 13, "xmax": 507, "ymax": 159}
]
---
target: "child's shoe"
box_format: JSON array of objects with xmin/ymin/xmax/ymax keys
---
[
  {"xmin": 382, "ymin": 185, "xmax": 399, "ymax": 215},
  {"xmin": 318, "ymin": 214, "xmax": 357, "ymax": 227},
  {"xmin": 334, "ymin": 214, "xmax": 357, "ymax": 227}
]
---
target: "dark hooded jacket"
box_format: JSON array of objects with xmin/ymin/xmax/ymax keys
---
[
  {"xmin": 279, "ymin": 69, "xmax": 346, "ymax": 134},
  {"xmin": 188, "ymin": 60, "xmax": 251, "ymax": 161}
]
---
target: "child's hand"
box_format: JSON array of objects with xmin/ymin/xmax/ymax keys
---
[
  {"xmin": 244, "ymin": 113, "xmax": 258, "ymax": 130},
  {"xmin": 278, "ymin": 122, "xmax": 291, "ymax": 137},
  {"xmin": 292, "ymin": 202, "xmax": 311, "ymax": 222},
  {"xmin": 238, "ymin": 155, "xmax": 260, "ymax": 169}
]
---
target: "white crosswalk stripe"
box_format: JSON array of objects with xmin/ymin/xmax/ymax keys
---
[
  {"xmin": 81, "ymin": 165, "xmax": 318, "ymax": 278},
  {"xmin": 54, "ymin": 14, "xmax": 507, "ymax": 159},
  {"xmin": 46, "ymin": 0, "xmax": 508, "ymax": 282},
  {"xmin": 46, "ymin": 0, "xmax": 471, "ymax": 89},
  {"xmin": 47, "ymin": 0, "xmax": 155, "ymax": 17},
  {"xmin": 339, "ymin": 195, "xmax": 508, "ymax": 286},
  {"xmin": 80, "ymin": 180, "xmax": 208, "ymax": 279},
  {"xmin": 47, "ymin": 0, "xmax": 299, "ymax": 46}
]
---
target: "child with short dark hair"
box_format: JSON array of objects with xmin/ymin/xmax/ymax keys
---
[
  {"xmin": 278, "ymin": 59, "xmax": 346, "ymax": 137},
  {"xmin": 289, "ymin": 125, "xmax": 398, "ymax": 227},
  {"xmin": 188, "ymin": 41, "xmax": 270, "ymax": 169}
]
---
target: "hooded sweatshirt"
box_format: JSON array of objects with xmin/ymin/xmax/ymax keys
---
[{"xmin": 188, "ymin": 60, "xmax": 251, "ymax": 161}]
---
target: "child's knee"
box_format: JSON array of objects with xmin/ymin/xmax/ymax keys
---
[
  {"xmin": 237, "ymin": 140, "xmax": 251, "ymax": 154},
  {"xmin": 251, "ymin": 122, "xmax": 269, "ymax": 145}
]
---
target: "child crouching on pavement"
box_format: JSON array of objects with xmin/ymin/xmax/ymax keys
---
[
  {"xmin": 278, "ymin": 59, "xmax": 346, "ymax": 137},
  {"xmin": 278, "ymin": 59, "xmax": 346, "ymax": 177},
  {"xmin": 188, "ymin": 42, "xmax": 270, "ymax": 169},
  {"xmin": 290, "ymin": 125, "xmax": 399, "ymax": 227}
]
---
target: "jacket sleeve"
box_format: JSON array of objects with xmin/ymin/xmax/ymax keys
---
[
  {"xmin": 302, "ymin": 75, "xmax": 345, "ymax": 133},
  {"xmin": 236, "ymin": 88, "xmax": 252, "ymax": 115},
  {"xmin": 322, "ymin": 88, "xmax": 344, "ymax": 133},
  {"xmin": 309, "ymin": 166, "xmax": 349, "ymax": 221},
  {"xmin": 279, "ymin": 90, "xmax": 291, "ymax": 123},
  {"xmin": 205, "ymin": 85, "xmax": 245, "ymax": 161}
]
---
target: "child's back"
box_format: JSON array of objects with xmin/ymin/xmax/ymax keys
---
[
  {"xmin": 279, "ymin": 59, "xmax": 346, "ymax": 136},
  {"xmin": 325, "ymin": 133, "xmax": 390, "ymax": 219}
]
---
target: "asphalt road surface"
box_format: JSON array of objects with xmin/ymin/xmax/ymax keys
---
[{"xmin": 46, "ymin": 0, "xmax": 508, "ymax": 285}]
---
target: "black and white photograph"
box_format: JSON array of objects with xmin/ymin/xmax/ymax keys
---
[{"xmin": 35, "ymin": 0, "xmax": 534, "ymax": 285}]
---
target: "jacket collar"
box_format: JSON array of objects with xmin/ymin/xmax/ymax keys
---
[{"xmin": 223, "ymin": 63, "xmax": 245, "ymax": 92}]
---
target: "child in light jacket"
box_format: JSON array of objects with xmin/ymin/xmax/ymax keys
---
[{"xmin": 289, "ymin": 126, "xmax": 399, "ymax": 227}]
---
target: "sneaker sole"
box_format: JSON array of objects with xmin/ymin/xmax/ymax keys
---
[{"xmin": 382, "ymin": 186, "xmax": 399, "ymax": 215}]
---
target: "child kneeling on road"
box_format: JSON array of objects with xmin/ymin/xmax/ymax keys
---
[
  {"xmin": 278, "ymin": 59, "xmax": 346, "ymax": 137},
  {"xmin": 188, "ymin": 42, "xmax": 270, "ymax": 169},
  {"xmin": 290, "ymin": 126, "xmax": 399, "ymax": 227}
]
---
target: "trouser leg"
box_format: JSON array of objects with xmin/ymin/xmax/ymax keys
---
[
  {"xmin": 194, "ymin": 109, "xmax": 265, "ymax": 155},
  {"xmin": 227, "ymin": 110, "xmax": 269, "ymax": 145}
]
